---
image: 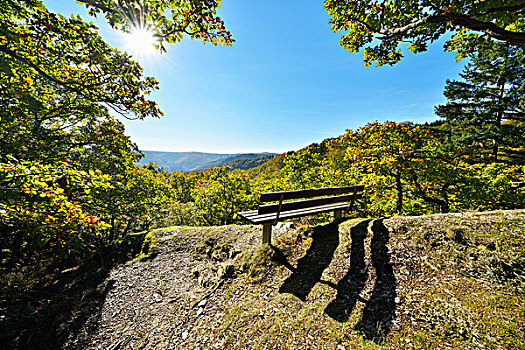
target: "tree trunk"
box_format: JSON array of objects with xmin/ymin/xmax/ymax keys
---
[
  {"xmin": 411, "ymin": 174, "xmax": 450, "ymax": 213},
  {"xmin": 492, "ymin": 142, "xmax": 499, "ymax": 162},
  {"xmin": 122, "ymin": 219, "xmax": 134, "ymax": 236},
  {"xmin": 109, "ymin": 215, "xmax": 115, "ymax": 243},
  {"xmin": 395, "ymin": 169, "xmax": 403, "ymax": 213},
  {"xmin": 493, "ymin": 42, "xmax": 510, "ymax": 162}
]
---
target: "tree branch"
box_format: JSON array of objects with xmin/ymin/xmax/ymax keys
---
[
  {"xmin": 446, "ymin": 12, "xmax": 525, "ymax": 43},
  {"xmin": 378, "ymin": 15, "xmax": 445, "ymax": 37},
  {"xmin": 375, "ymin": 10, "xmax": 525, "ymax": 43},
  {"xmin": 0, "ymin": 45, "xmax": 83, "ymax": 94},
  {"xmin": 411, "ymin": 173, "xmax": 450, "ymax": 212},
  {"xmin": 1, "ymin": 45, "xmax": 148, "ymax": 120}
]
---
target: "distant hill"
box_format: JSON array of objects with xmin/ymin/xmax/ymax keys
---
[
  {"xmin": 138, "ymin": 151, "xmax": 277, "ymax": 172},
  {"xmin": 197, "ymin": 153, "xmax": 277, "ymax": 170}
]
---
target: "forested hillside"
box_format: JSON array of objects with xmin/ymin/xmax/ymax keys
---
[
  {"xmin": 197, "ymin": 153, "xmax": 277, "ymax": 170},
  {"xmin": 138, "ymin": 151, "xmax": 276, "ymax": 172},
  {"xmin": 138, "ymin": 151, "xmax": 233, "ymax": 172}
]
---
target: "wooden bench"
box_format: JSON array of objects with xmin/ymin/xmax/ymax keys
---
[
  {"xmin": 511, "ymin": 181, "xmax": 525, "ymax": 189},
  {"xmin": 237, "ymin": 185, "xmax": 364, "ymax": 244}
]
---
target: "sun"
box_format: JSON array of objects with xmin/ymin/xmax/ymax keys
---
[{"xmin": 124, "ymin": 25, "xmax": 157, "ymax": 58}]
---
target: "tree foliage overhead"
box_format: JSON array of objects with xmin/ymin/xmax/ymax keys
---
[
  {"xmin": 78, "ymin": 0, "xmax": 234, "ymax": 50},
  {"xmin": 1, "ymin": 0, "xmax": 162, "ymax": 122},
  {"xmin": 435, "ymin": 41, "xmax": 525, "ymax": 163},
  {"xmin": 324, "ymin": 0, "xmax": 525, "ymax": 67}
]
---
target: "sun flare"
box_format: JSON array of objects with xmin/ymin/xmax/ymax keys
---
[{"xmin": 124, "ymin": 25, "xmax": 157, "ymax": 57}]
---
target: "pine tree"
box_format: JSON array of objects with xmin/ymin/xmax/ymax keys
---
[{"xmin": 435, "ymin": 42, "xmax": 525, "ymax": 164}]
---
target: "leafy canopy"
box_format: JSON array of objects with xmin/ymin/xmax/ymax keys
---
[
  {"xmin": 324, "ymin": 0, "xmax": 525, "ymax": 67},
  {"xmin": 78, "ymin": 0, "xmax": 234, "ymax": 50},
  {"xmin": 0, "ymin": 0, "xmax": 162, "ymax": 123}
]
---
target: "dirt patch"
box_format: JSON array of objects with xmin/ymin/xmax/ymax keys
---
[{"xmin": 53, "ymin": 225, "xmax": 258, "ymax": 349}]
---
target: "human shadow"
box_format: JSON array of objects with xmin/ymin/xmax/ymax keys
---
[
  {"xmin": 324, "ymin": 219, "xmax": 371, "ymax": 321},
  {"xmin": 278, "ymin": 221, "xmax": 340, "ymax": 301},
  {"xmin": 355, "ymin": 219, "xmax": 397, "ymax": 343}
]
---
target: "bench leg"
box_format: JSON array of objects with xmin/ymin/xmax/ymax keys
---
[
  {"xmin": 262, "ymin": 223, "xmax": 272, "ymax": 244},
  {"xmin": 334, "ymin": 210, "xmax": 342, "ymax": 220}
]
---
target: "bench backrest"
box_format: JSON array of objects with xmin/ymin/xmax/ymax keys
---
[{"xmin": 257, "ymin": 185, "xmax": 364, "ymax": 215}]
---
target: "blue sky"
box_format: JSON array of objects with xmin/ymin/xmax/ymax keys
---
[{"xmin": 45, "ymin": 0, "xmax": 465, "ymax": 154}]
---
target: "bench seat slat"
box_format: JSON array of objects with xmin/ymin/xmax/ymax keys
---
[
  {"xmin": 238, "ymin": 202, "xmax": 353, "ymax": 224},
  {"xmin": 237, "ymin": 210, "xmax": 259, "ymax": 218},
  {"xmin": 259, "ymin": 185, "xmax": 365, "ymax": 203},
  {"xmin": 258, "ymin": 193, "xmax": 362, "ymax": 215},
  {"xmin": 252, "ymin": 202, "xmax": 351, "ymax": 224}
]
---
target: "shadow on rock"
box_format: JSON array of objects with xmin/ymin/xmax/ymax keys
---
[
  {"xmin": 3, "ymin": 233, "xmax": 148, "ymax": 350},
  {"xmin": 356, "ymin": 219, "xmax": 397, "ymax": 343},
  {"xmin": 279, "ymin": 221, "xmax": 340, "ymax": 301},
  {"xmin": 324, "ymin": 219, "xmax": 371, "ymax": 321}
]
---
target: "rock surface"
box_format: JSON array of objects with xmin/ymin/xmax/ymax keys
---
[
  {"xmin": 62, "ymin": 225, "xmax": 261, "ymax": 350},
  {"xmin": 59, "ymin": 211, "xmax": 525, "ymax": 350}
]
